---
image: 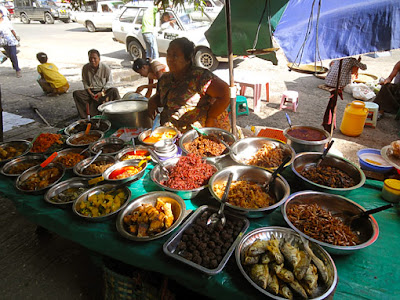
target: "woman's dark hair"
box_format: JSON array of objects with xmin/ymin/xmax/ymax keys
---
[
  {"xmin": 88, "ymin": 49, "xmax": 100, "ymax": 57},
  {"xmin": 170, "ymin": 37, "xmax": 195, "ymax": 65},
  {"xmin": 132, "ymin": 58, "xmax": 150, "ymax": 72},
  {"xmin": 36, "ymin": 52, "xmax": 48, "ymax": 63}
]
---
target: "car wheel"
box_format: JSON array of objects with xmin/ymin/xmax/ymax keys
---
[
  {"xmin": 20, "ymin": 13, "xmax": 30, "ymax": 24},
  {"xmin": 86, "ymin": 21, "xmax": 96, "ymax": 32},
  {"xmin": 195, "ymin": 48, "xmax": 218, "ymax": 71},
  {"xmin": 128, "ymin": 40, "xmax": 145, "ymax": 60},
  {"xmin": 62, "ymin": 18, "xmax": 71, "ymax": 23},
  {"xmin": 45, "ymin": 13, "xmax": 54, "ymax": 24}
]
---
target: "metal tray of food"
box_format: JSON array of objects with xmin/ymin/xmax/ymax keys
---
[
  {"xmin": 44, "ymin": 177, "xmax": 91, "ymax": 207},
  {"xmin": 235, "ymin": 227, "xmax": 337, "ymax": 300},
  {"xmin": 163, "ymin": 205, "xmax": 250, "ymax": 275},
  {"xmin": 0, "ymin": 139, "xmax": 32, "ymax": 164},
  {"xmin": 1, "ymin": 154, "xmax": 45, "ymax": 177}
]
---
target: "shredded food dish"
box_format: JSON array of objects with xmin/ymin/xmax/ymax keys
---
[
  {"xmin": 82, "ymin": 161, "xmax": 114, "ymax": 175},
  {"xmin": 162, "ymin": 153, "xmax": 216, "ymax": 190},
  {"xmin": 184, "ymin": 135, "xmax": 227, "ymax": 157},
  {"xmin": 70, "ymin": 134, "xmax": 100, "ymax": 145},
  {"xmin": 213, "ymin": 180, "xmax": 275, "ymax": 209},
  {"xmin": 56, "ymin": 152, "xmax": 85, "ymax": 168},
  {"xmin": 287, "ymin": 203, "xmax": 359, "ymax": 246},
  {"xmin": 300, "ymin": 165, "xmax": 356, "ymax": 188},
  {"xmin": 246, "ymin": 144, "xmax": 287, "ymax": 168},
  {"xmin": 31, "ymin": 133, "xmax": 63, "ymax": 153}
]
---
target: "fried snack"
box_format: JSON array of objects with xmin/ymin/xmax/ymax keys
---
[
  {"xmin": 391, "ymin": 140, "xmax": 400, "ymax": 158},
  {"xmin": 184, "ymin": 135, "xmax": 227, "ymax": 157},
  {"xmin": 246, "ymin": 144, "xmax": 286, "ymax": 168},
  {"xmin": 300, "ymin": 165, "xmax": 355, "ymax": 188}
]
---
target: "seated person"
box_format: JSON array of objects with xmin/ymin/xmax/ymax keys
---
[
  {"xmin": 325, "ymin": 57, "xmax": 367, "ymax": 89},
  {"xmin": 147, "ymin": 37, "xmax": 230, "ymax": 133},
  {"xmin": 132, "ymin": 57, "xmax": 168, "ymax": 98},
  {"xmin": 36, "ymin": 52, "xmax": 69, "ymax": 96},
  {"xmin": 374, "ymin": 60, "xmax": 400, "ymax": 120},
  {"xmin": 73, "ymin": 49, "xmax": 120, "ymax": 118},
  {"xmin": 160, "ymin": 12, "xmax": 176, "ymax": 30}
]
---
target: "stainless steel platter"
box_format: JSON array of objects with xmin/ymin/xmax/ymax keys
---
[
  {"xmin": 1, "ymin": 154, "xmax": 45, "ymax": 177},
  {"xmin": 114, "ymin": 146, "xmax": 151, "ymax": 162},
  {"xmin": 64, "ymin": 119, "xmax": 111, "ymax": 136},
  {"xmin": 44, "ymin": 177, "xmax": 90, "ymax": 207},
  {"xmin": 54, "ymin": 147, "xmax": 91, "ymax": 170},
  {"xmin": 116, "ymin": 191, "xmax": 186, "ymax": 241},
  {"xmin": 102, "ymin": 159, "xmax": 147, "ymax": 184},
  {"xmin": 235, "ymin": 226, "xmax": 337, "ymax": 299},
  {"xmin": 163, "ymin": 205, "xmax": 250, "ymax": 275},
  {"xmin": 66, "ymin": 130, "xmax": 104, "ymax": 147},
  {"xmin": 73, "ymin": 155, "xmax": 116, "ymax": 178},
  {"xmin": 0, "ymin": 140, "xmax": 32, "ymax": 165},
  {"xmin": 89, "ymin": 137, "xmax": 126, "ymax": 156},
  {"xmin": 138, "ymin": 126, "xmax": 179, "ymax": 146}
]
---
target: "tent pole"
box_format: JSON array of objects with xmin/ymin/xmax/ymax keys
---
[
  {"xmin": 331, "ymin": 59, "xmax": 343, "ymax": 137},
  {"xmin": 225, "ymin": 0, "xmax": 237, "ymax": 136}
]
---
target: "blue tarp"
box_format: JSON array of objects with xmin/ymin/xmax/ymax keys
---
[{"xmin": 274, "ymin": 0, "xmax": 400, "ymax": 63}]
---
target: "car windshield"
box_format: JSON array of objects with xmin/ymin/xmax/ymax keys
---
[
  {"xmin": 177, "ymin": 9, "xmax": 211, "ymax": 30},
  {"xmin": 38, "ymin": 0, "xmax": 56, "ymax": 7}
]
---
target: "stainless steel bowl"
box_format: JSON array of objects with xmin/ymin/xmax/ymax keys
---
[
  {"xmin": 283, "ymin": 125, "xmax": 331, "ymax": 153},
  {"xmin": 44, "ymin": 177, "xmax": 90, "ymax": 207},
  {"xmin": 0, "ymin": 140, "xmax": 32, "ymax": 164},
  {"xmin": 292, "ymin": 152, "xmax": 366, "ymax": 194},
  {"xmin": 1, "ymin": 154, "xmax": 45, "ymax": 177},
  {"xmin": 15, "ymin": 162, "xmax": 65, "ymax": 195},
  {"xmin": 164, "ymin": 205, "xmax": 250, "ymax": 275},
  {"xmin": 72, "ymin": 183, "xmax": 131, "ymax": 222},
  {"xmin": 102, "ymin": 159, "xmax": 147, "ymax": 184},
  {"xmin": 208, "ymin": 165, "xmax": 290, "ymax": 218},
  {"xmin": 138, "ymin": 126, "xmax": 179, "ymax": 146},
  {"xmin": 54, "ymin": 148, "xmax": 91, "ymax": 170},
  {"xmin": 66, "ymin": 130, "xmax": 104, "ymax": 147},
  {"xmin": 235, "ymin": 226, "xmax": 337, "ymax": 299},
  {"xmin": 179, "ymin": 127, "xmax": 237, "ymax": 164},
  {"xmin": 229, "ymin": 137, "xmax": 295, "ymax": 170},
  {"xmin": 150, "ymin": 157, "xmax": 218, "ymax": 199},
  {"xmin": 282, "ymin": 191, "xmax": 379, "ymax": 255},
  {"xmin": 97, "ymin": 99, "xmax": 152, "ymax": 129},
  {"xmin": 89, "ymin": 137, "xmax": 126, "ymax": 156},
  {"xmin": 64, "ymin": 119, "xmax": 111, "ymax": 136},
  {"xmin": 115, "ymin": 146, "xmax": 150, "ymax": 161},
  {"xmin": 73, "ymin": 155, "xmax": 116, "ymax": 178},
  {"xmin": 116, "ymin": 191, "xmax": 186, "ymax": 241}
]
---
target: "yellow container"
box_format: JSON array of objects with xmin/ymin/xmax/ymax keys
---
[
  {"xmin": 340, "ymin": 101, "xmax": 368, "ymax": 136},
  {"xmin": 382, "ymin": 179, "xmax": 400, "ymax": 203}
]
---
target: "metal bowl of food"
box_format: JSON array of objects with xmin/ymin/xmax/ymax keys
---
[
  {"xmin": 64, "ymin": 119, "xmax": 111, "ymax": 136},
  {"xmin": 73, "ymin": 155, "xmax": 116, "ymax": 178},
  {"xmin": 116, "ymin": 191, "xmax": 186, "ymax": 241},
  {"xmin": 102, "ymin": 159, "xmax": 147, "ymax": 184},
  {"xmin": 1, "ymin": 154, "xmax": 45, "ymax": 177},
  {"xmin": 30, "ymin": 133, "xmax": 67, "ymax": 154},
  {"xmin": 115, "ymin": 146, "xmax": 150, "ymax": 162},
  {"xmin": 292, "ymin": 152, "xmax": 366, "ymax": 194},
  {"xmin": 54, "ymin": 148, "xmax": 91, "ymax": 170},
  {"xmin": 208, "ymin": 165, "xmax": 290, "ymax": 218},
  {"xmin": 66, "ymin": 130, "xmax": 104, "ymax": 147},
  {"xmin": 229, "ymin": 137, "xmax": 295, "ymax": 170},
  {"xmin": 236, "ymin": 226, "xmax": 337, "ymax": 299},
  {"xmin": 44, "ymin": 177, "xmax": 90, "ymax": 207},
  {"xmin": 0, "ymin": 140, "xmax": 32, "ymax": 164},
  {"xmin": 89, "ymin": 137, "xmax": 126, "ymax": 156},
  {"xmin": 179, "ymin": 127, "xmax": 237, "ymax": 164},
  {"xmin": 16, "ymin": 162, "xmax": 65, "ymax": 195},
  {"xmin": 150, "ymin": 156, "xmax": 218, "ymax": 199},
  {"xmin": 138, "ymin": 126, "xmax": 179, "ymax": 146},
  {"xmin": 282, "ymin": 191, "xmax": 379, "ymax": 255},
  {"xmin": 72, "ymin": 183, "xmax": 131, "ymax": 222},
  {"xmin": 283, "ymin": 125, "xmax": 331, "ymax": 153}
]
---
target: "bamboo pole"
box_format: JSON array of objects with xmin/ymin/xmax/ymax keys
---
[{"xmin": 331, "ymin": 59, "xmax": 343, "ymax": 137}]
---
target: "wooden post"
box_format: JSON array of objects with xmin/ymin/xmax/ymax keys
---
[{"xmin": 0, "ymin": 85, "xmax": 3, "ymax": 142}]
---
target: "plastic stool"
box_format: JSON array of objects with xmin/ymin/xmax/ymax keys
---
[
  {"xmin": 228, "ymin": 95, "xmax": 249, "ymax": 116},
  {"xmin": 364, "ymin": 102, "xmax": 378, "ymax": 128},
  {"xmin": 280, "ymin": 91, "xmax": 299, "ymax": 112}
]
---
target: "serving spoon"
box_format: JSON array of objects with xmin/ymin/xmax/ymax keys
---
[
  {"xmin": 285, "ymin": 113, "xmax": 292, "ymax": 130},
  {"xmin": 207, "ymin": 172, "xmax": 234, "ymax": 227},
  {"xmin": 263, "ymin": 156, "xmax": 291, "ymax": 193},
  {"xmin": 315, "ymin": 140, "xmax": 334, "ymax": 167},
  {"xmin": 335, "ymin": 203, "xmax": 393, "ymax": 226},
  {"xmin": 82, "ymin": 150, "xmax": 102, "ymax": 171}
]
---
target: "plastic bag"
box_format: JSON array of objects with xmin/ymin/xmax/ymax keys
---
[{"xmin": 352, "ymin": 84, "xmax": 376, "ymax": 101}]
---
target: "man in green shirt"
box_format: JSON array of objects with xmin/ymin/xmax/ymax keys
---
[{"xmin": 142, "ymin": 5, "xmax": 159, "ymax": 59}]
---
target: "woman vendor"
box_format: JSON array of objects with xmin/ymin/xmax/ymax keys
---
[{"xmin": 147, "ymin": 37, "xmax": 230, "ymax": 133}]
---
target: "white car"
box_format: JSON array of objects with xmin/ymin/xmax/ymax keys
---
[{"xmin": 112, "ymin": 4, "xmax": 221, "ymax": 70}]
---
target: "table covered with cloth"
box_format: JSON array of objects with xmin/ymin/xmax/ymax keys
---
[{"xmin": 1, "ymin": 164, "xmax": 399, "ymax": 300}]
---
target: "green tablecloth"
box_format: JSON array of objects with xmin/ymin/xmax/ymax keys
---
[{"xmin": 1, "ymin": 164, "xmax": 400, "ymax": 299}]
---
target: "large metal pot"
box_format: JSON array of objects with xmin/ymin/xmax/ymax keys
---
[
  {"xmin": 283, "ymin": 125, "xmax": 331, "ymax": 153},
  {"xmin": 97, "ymin": 100, "xmax": 153, "ymax": 129}
]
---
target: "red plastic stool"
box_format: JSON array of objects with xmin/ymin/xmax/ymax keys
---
[{"xmin": 280, "ymin": 91, "xmax": 299, "ymax": 112}]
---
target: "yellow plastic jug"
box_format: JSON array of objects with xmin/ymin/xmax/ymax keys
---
[{"xmin": 340, "ymin": 101, "xmax": 368, "ymax": 136}]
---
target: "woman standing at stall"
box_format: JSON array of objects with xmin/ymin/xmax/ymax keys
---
[
  {"xmin": 147, "ymin": 37, "xmax": 230, "ymax": 133},
  {"xmin": 132, "ymin": 57, "xmax": 168, "ymax": 98},
  {"xmin": 0, "ymin": 10, "xmax": 21, "ymax": 77}
]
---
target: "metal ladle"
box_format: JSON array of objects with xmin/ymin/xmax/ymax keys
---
[
  {"xmin": 315, "ymin": 140, "xmax": 334, "ymax": 167},
  {"xmin": 263, "ymin": 156, "xmax": 291, "ymax": 193},
  {"xmin": 336, "ymin": 203, "xmax": 393, "ymax": 227},
  {"xmin": 207, "ymin": 172, "xmax": 234, "ymax": 227},
  {"xmin": 148, "ymin": 148, "xmax": 169, "ymax": 182},
  {"xmin": 82, "ymin": 149, "xmax": 102, "ymax": 171}
]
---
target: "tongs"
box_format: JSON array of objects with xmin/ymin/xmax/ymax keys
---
[
  {"xmin": 191, "ymin": 125, "xmax": 236, "ymax": 155},
  {"xmin": 207, "ymin": 172, "xmax": 233, "ymax": 227}
]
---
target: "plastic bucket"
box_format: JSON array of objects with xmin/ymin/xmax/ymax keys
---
[{"xmin": 340, "ymin": 101, "xmax": 368, "ymax": 136}]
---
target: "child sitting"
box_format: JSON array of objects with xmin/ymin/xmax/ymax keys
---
[{"xmin": 36, "ymin": 52, "xmax": 69, "ymax": 96}]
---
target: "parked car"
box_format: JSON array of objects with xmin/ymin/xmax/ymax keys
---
[
  {"xmin": 14, "ymin": 0, "xmax": 70, "ymax": 24},
  {"xmin": 0, "ymin": 0, "xmax": 14, "ymax": 18},
  {"xmin": 75, "ymin": 0, "xmax": 124, "ymax": 32},
  {"xmin": 112, "ymin": 4, "xmax": 221, "ymax": 70}
]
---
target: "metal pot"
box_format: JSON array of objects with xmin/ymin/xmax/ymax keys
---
[
  {"xmin": 97, "ymin": 100, "xmax": 153, "ymax": 129},
  {"xmin": 283, "ymin": 125, "xmax": 331, "ymax": 153}
]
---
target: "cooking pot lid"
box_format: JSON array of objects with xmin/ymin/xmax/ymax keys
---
[{"xmin": 100, "ymin": 100, "xmax": 148, "ymax": 114}]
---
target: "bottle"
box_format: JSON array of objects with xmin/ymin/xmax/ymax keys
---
[{"xmin": 340, "ymin": 101, "xmax": 368, "ymax": 137}]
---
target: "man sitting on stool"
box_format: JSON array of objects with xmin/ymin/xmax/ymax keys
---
[{"xmin": 73, "ymin": 49, "xmax": 120, "ymax": 118}]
